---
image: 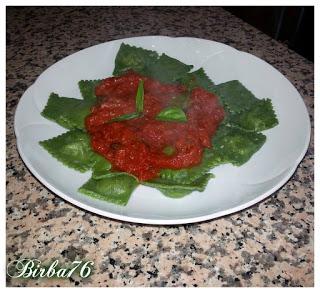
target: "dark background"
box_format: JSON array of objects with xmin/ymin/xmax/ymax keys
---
[{"xmin": 225, "ymin": 6, "xmax": 314, "ymax": 61}]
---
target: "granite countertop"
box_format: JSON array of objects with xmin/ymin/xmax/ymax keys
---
[{"xmin": 6, "ymin": 7, "xmax": 314, "ymax": 287}]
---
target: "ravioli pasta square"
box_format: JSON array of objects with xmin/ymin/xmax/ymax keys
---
[
  {"xmin": 79, "ymin": 173, "xmax": 138, "ymax": 205},
  {"xmin": 41, "ymin": 93, "xmax": 94, "ymax": 130},
  {"xmin": 78, "ymin": 79, "xmax": 102, "ymax": 102},
  {"xmin": 39, "ymin": 130, "xmax": 98, "ymax": 172}
]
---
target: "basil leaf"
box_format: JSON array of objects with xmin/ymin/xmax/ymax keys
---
[
  {"xmin": 156, "ymin": 107, "xmax": 187, "ymax": 122},
  {"xmin": 136, "ymin": 80, "xmax": 144, "ymax": 113},
  {"xmin": 109, "ymin": 112, "xmax": 140, "ymax": 123}
]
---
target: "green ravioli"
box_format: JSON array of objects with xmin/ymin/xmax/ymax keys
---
[
  {"xmin": 178, "ymin": 67, "xmax": 215, "ymax": 92},
  {"xmin": 91, "ymin": 155, "xmax": 112, "ymax": 179},
  {"xmin": 39, "ymin": 129, "xmax": 98, "ymax": 172},
  {"xmin": 228, "ymin": 98, "xmax": 278, "ymax": 132},
  {"xmin": 147, "ymin": 53, "xmax": 193, "ymax": 83},
  {"xmin": 79, "ymin": 173, "xmax": 138, "ymax": 205},
  {"xmin": 156, "ymin": 188, "xmax": 192, "ymax": 198},
  {"xmin": 78, "ymin": 79, "xmax": 102, "ymax": 102},
  {"xmin": 143, "ymin": 173, "xmax": 213, "ymax": 198},
  {"xmin": 41, "ymin": 93, "xmax": 93, "ymax": 130},
  {"xmin": 190, "ymin": 67, "xmax": 215, "ymax": 91},
  {"xmin": 212, "ymin": 124, "xmax": 266, "ymax": 166},
  {"xmin": 113, "ymin": 43, "xmax": 159, "ymax": 76},
  {"xmin": 113, "ymin": 43, "xmax": 193, "ymax": 83},
  {"xmin": 213, "ymin": 80, "xmax": 259, "ymax": 113}
]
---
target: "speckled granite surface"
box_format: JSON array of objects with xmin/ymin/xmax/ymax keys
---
[{"xmin": 6, "ymin": 7, "xmax": 314, "ymax": 287}]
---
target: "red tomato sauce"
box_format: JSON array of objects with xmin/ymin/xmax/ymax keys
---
[{"xmin": 85, "ymin": 71, "xmax": 225, "ymax": 181}]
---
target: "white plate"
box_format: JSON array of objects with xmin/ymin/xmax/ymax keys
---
[{"xmin": 14, "ymin": 36, "xmax": 310, "ymax": 225}]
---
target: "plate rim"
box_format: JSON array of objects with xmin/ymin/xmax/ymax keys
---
[{"xmin": 14, "ymin": 36, "xmax": 311, "ymax": 225}]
